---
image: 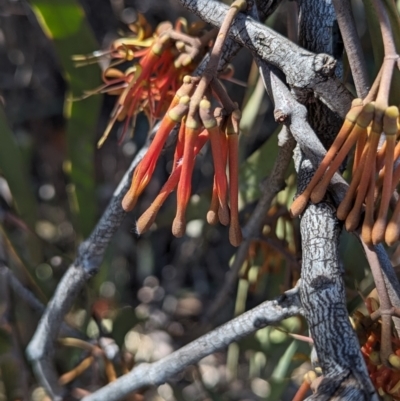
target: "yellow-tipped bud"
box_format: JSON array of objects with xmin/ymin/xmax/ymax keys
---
[
  {"xmin": 384, "ymin": 106, "xmax": 399, "ymax": 136},
  {"xmin": 304, "ymin": 370, "xmax": 317, "ymax": 384},
  {"xmin": 175, "ymin": 41, "xmax": 185, "ymax": 51},
  {"xmin": 186, "ymin": 114, "xmax": 201, "ymax": 130},
  {"xmin": 199, "ymin": 99, "xmax": 217, "ymax": 129},
  {"xmin": 389, "ymin": 353, "xmax": 400, "ymax": 370},
  {"xmin": 356, "ymin": 102, "xmax": 375, "ymax": 128},
  {"xmin": 104, "ymin": 68, "xmax": 125, "ymax": 79},
  {"xmin": 167, "ymin": 96, "xmax": 190, "ymax": 122},
  {"xmin": 231, "ymin": 0, "xmax": 247, "ymax": 12},
  {"xmin": 182, "ymin": 55, "xmax": 193, "ymax": 67},
  {"xmin": 369, "ymin": 351, "xmax": 381, "ymax": 365}
]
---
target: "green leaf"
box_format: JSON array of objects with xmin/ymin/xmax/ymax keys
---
[
  {"xmin": 31, "ymin": 0, "xmax": 102, "ymax": 237},
  {"xmin": 32, "ymin": 3, "xmax": 85, "ymax": 39},
  {"xmin": 268, "ymin": 340, "xmax": 299, "ymax": 401}
]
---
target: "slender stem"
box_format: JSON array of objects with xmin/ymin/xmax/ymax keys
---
[
  {"xmin": 372, "ymin": 0, "xmax": 399, "ymax": 109},
  {"xmin": 82, "ymin": 286, "xmax": 302, "ymax": 401},
  {"xmin": 206, "ymin": 0, "xmax": 247, "ymax": 73},
  {"xmin": 188, "ymin": 0, "xmax": 247, "ymax": 119},
  {"xmin": 210, "ymin": 79, "xmax": 236, "ymax": 113},
  {"xmin": 332, "ymin": 0, "xmax": 370, "ymax": 98},
  {"xmin": 360, "ymin": 240, "xmax": 394, "ymax": 363},
  {"xmin": 364, "ymin": 64, "xmax": 383, "ymax": 104}
]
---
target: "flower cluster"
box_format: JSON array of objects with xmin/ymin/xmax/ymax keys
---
[
  {"xmin": 79, "ymin": 0, "xmax": 247, "ymax": 246},
  {"xmin": 353, "ymin": 298, "xmax": 400, "ymax": 400},
  {"xmin": 75, "ymin": 15, "xmax": 213, "ymax": 147},
  {"xmin": 118, "ymin": 0, "xmax": 247, "ymax": 247},
  {"xmin": 121, "ymin": 76, "xmax": 243, "ymax": 247},
  {"xmin": 291, "ymin": 100, "xmax": 400, "ymax": 246}
]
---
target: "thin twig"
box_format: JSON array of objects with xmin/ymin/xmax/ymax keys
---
[
  {"xmin": 194, "ymin": 0, "xmax": 282, "ymax": 76},
  {"xmin": 188, "ymin": 0, "xmax": 246, "ymax": 119},
  {"xmin": 26, "ymin": 144, "xmax": 149, "ymax": 400},
  {"xmin": 359, "ymin": 240, "xmax": 394, "ymax": 363},
  {"xmin": 259, "ymin": 62, "xmax": 349, "ymax": 203},
  {"xmin": 332, "ymin": 0, "xmax": 370, "ymax": 98},
  {"xmin": 359, "ymin": 240, "xmax": 400, "ymax": 338},
  {"xmin": 82, "ymin": 285, "xmax": 302, "ymax": 401},
  {"xmin": 178, "ymin": 0, "xmax": 353, "ymax": 118},
  {"xmin": 0, "ymin": 264, "xmax": 82, "ymax": 339},
  {"xmin": 372, "ymin": 0, "xmax": 399, "ymax": 111}
]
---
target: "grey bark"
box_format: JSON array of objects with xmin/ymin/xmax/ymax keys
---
[
  {"xmin": 24, "ymin": 1, "xmax": 397, "ymax": 400},
  {"xmin": 177, "ymin": 0, "xmax": 353, "ymax": 119},
  {"xmin": 295, "ymin": 1, "xmax": 377, "ymax": 399}
]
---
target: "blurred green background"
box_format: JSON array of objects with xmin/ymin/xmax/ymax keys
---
[{"xmin": 0, "ymin": 0, "xmax": 399, "ymax": 400}]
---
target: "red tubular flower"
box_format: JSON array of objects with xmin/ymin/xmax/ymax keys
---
[
  {"xmin": 172, "ymin": 119, "xmax": 186, "ymax": 172},
  {"xmin": 227, "ymin": 109, "xmax": 242, "ymax": 247},
  {"xmin": 361, "ymin": 163, "xmax": 376, "ymax": 245},
  {"xmin": 97, "ymin": 34, "xmax": 174, "ymax": 147},
  {"xmin": 345, "ymin": 104, "xmax": 380, "ymax": 232},
  {"xmin": 122, "ymin": 96, "xmax": 190, "ymax": 211},
  {"xmin": 136, "ymin": 130, "xmax": 209, "ymax": 234},
  {"xmin": 311, "ymin": 102, "xmax": 375, "ymax": 206},
  {"xmin": 336, "ymin": 143, "xmax": 370, "ymax": 221},
  {"xmin": 172, "ymin": 113, "xmax": 202, "ymax": 237},
  {"xmin": 290, "ymin": 98, "xmax": 364, "ymax": 217},
  {"xmin": 373, "ymin": 106, "xmax": 399, "ymax": 244},
  {"xmin": 199, "ymin": 99, "xmax": 229, "ymax": 226}
]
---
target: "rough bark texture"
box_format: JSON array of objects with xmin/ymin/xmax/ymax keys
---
[
  {"xmin": 296, "ymin": 1, "xmax": 377, "ymax": 399},
  {"xmin": 297, "ymin": 157, "xmax": 376, "ymax": 401},
  {"xmin": 178, "ymin": 0, "xmax": 353, "ymax": 118},
  {"xmin": 196, "ymin": 0, "xmax": 282, "ymax": 74}
]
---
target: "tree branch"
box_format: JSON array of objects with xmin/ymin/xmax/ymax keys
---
[
  {"xmin": 294, "ymin": 1, "xmax": 377, "ymax": 399},
  {"xmin": 0, "ymin": 264, "xmax": 82, "ymax": 339},
  {"xmin": 177, "ymin": 0, "xmax": 353, "ymax": 118},
  {"xmin": 82, "ymin": 285, "xmax": 302, "ymax": 401},
  {"xmin": 259, "ymin": 62, "xmax": 349, "ymax": 203},
  {"xmin": 26, "ymin": 145, "xmax": 149, "ymax": 400},
  {"xmin": 195, "ymin": 0, "xmax": 281, "ymax": 75},
  {"xmin": 298, "ymin": 175, "xmax": 377, "ymax": 401}
]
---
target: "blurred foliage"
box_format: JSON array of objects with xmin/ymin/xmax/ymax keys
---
[
  {"xmin": 0, "ymin": 0, "xmax": 398, "ymax": 401},
  {"xmin": 32, "ymin": 0, "xmax": 102, "ymax": 237}
]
